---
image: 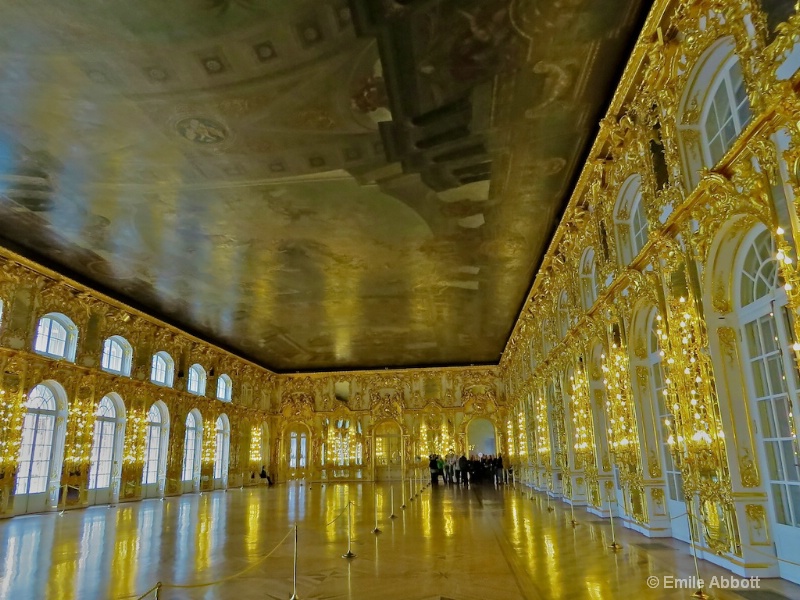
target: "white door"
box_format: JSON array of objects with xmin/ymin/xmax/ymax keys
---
[
  {"xmin": 142, "ymin": 405, "xmax": 164, "ymax": 499},
  {"xmin": 87, "ymin": 397, "xmax": 118, "ymax": 505},
  {"xmin": 14, "ymin": 385, "xmax": 61, "ymax": 515}
]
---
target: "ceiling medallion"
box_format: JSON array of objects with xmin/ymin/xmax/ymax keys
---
[{"xmin": 176, "ymin": 117, "xmax": 228, "ymax": 144}]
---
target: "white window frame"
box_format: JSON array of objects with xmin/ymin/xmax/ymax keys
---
[
  {"xmin": 187, "ymin": 364, "xmax": 206, "ymax": 396},
  {"xmin": 150, "ymin": 351, "xmax": 175, "ymax": 387},
  {"xmin": 216, "ymin": 374, "xmax": 232, "ymax": 402},
  {"xmin": 101, "ymin": 336, "xmax": 133, "ymax": 376},
  {"xmin": 182, "ymin": 410, "xmax": 202, "ymax": 482},
  {"xmin": 33, "ymin": 313, "xmax": 78, "ymax": 362},
  {"xmin": 613, "ymin": 175, "xmax": 648, "ymax": 265},
  {"xmin": 88, "ymin": 395, "xmax": 122, "ymax": 490}
]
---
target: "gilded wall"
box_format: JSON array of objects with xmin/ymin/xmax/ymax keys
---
[
  {"xmin": 0, "ymin": 247, "xmax": 502, "ymax": 514},
  {"xmin": 500, "ymin": 0, "xmax": 800, "ymax": 581}
]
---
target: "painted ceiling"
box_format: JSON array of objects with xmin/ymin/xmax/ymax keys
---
[{"xmin": 0, "ymin": 0, "xmax": 646, "ymax": 371}]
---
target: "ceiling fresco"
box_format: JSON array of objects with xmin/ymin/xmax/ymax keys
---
[{"xmin": 0, "ymin": 0, "xmax": 647, "ymax": 371}]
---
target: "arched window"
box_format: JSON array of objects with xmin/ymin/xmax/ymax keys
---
[
  {"xmin": 736, "ymin": 227, "xmax": 800, "ymax": 531},
  {"xmin": 15, "ymin": 381, "xmax": 67, "ymax": 513},
  {"xmin": 678, "ymin": 38, "xmax": 752, "ymax": 188},
  {"xmin": 703, "ymin": 58, "xmax": 750, "ymax": 166},
  {"xmin": 33, "ymin": 313, "xmax": 78, "ymax": 362},
  {"xmin": 216, "ymin": 374, "xmax": 232, "ymax": 402},
  {"xmin": 182, "ymin": 410, "xmax": 202, "ymax": 484},
  {"xmin": 150, "ymin": 351, "xmax": 175, "ymax": 387},
  {"xmin": 580, "ymin": 248, "xmax": 598, "ymax": 310},
  {"xmin": 613, "ymin": 176, "xmax": 648, "ymax": 265},
  {"xmin": 187, "ymin": 364, "xmax": 206, "ymax": 396},
  {"xmin": 16, "ymin": 384, "xmax": 59, "ymax": 495},
  {"xmin": 142, "ymin": 402, "xmax": 169, "ymax": 495},
  {"xmin": 101, "ymin": 336, "xmax": 133, "ymax": 376},
  {"xmin": 88, "ymin": 395, "xmax": 125, "ymax": 491},
  {"xmin": 557, "ymin": 290, "xmax": 570, "ymax": 339},
  {"xmin": 213, "ymin": 415, "xmax": 230, "ymax": 487}
]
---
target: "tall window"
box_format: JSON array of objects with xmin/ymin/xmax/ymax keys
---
[
  {"xmin": 101, "ymin": 336, "xmax": 132, "ymax": 376},
  {"xmin": 88, "ymin": 396, "xmax": 119, "ymax": 489},
  {"xmin": 216, "ymin": 374, "xmax": 232, "ymax": 402},
  {"xmin": 15, "ymin": 384, "xmax": 60, "ymax": 495},
  {"xmin": 290, "ymin": 431, "xmax": 307, "ymax": 469},
  {"xmin": 703, "ymin": 59, "xmax": 751, "ymax": 166},
  {"xmin": 182, "ymin": 411, "xmax": 201, "ymax": 481},
  {"xmin": 187, "ymin": 364, "xmax": 206, "ymax": 396},
  {"xmin": 33, "ymin": 313, "xmax": 78, "ymax": 361},
  {"xmin": 614, "ymin": 176, "xmax": 648, "ymax": 265},
  {"xmin": 738, "ymin": 228, "xmax": 800, "ymax": 527},
  {"xmin": 150, "ymin": 351, "xmax": 174, "ymax": 387},
  {"xmin": 580, "ymin": 248, "xmax": 598, "ymax": 310},
  {"xmin": 647, "ymin": 313, "xmax": 683, "ymax": 502},
  {"xmin": 213, "ymin": 415, "xmax": 229, "ymax": 480},
  {"xmin": 142, "ymin": 404, "xmax": 164, "ymax": 485}
]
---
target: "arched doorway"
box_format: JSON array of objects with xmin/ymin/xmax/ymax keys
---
[
  {"xmin": 181, "ymin": 409, "xmax": 203, "ymax": 493},
  {"xmin": 731, "ymin": 225, "xmax": 799, "ymax": 579},
  {"xmin": 87, "ymin": 393, "xmax": 126, "ymax": 505},
  {"xmin": 467, "ymin": 418, "xmax": 496, "ymax": 457},
  {"xmin": 374, "ymin": 421, "xmax": 402, "ymax": 480},
  {"xmin": 13, "ymin": 381, "xmax": 68, "ymax": 514},
  {"xmin": 285, "ymin": 423, "xmax": 309, "ymax": 479},
  {"xmin": 213, "ymin": 414, "xmax": 230, "ymax": 489},
  {"xmin": 142, "ymin": 401, "xmax": 169, "ymax": 499}
]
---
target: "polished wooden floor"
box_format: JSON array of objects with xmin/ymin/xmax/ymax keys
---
[{"xmin": 0, "ymin": 480, "xmax": 798, "ymax": 599}]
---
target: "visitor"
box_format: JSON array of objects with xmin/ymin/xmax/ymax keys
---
[
  {"xmin": 458, "ymin": 453, "xmax": 468, "ymax": 484},
  {"xmin": 495, "ymin": 454, "xmax": 504, "ymax": 484},
  {"xmin": 429, "ymin": 454, "xmax": 439, "ymax": 484},
  {"xmin": 436, "ymin": 455, "xmax": 445, "ymax": 484},
  {"xmin": 260, "ymin": 465, "xmax": 273, "ymax": 486}
]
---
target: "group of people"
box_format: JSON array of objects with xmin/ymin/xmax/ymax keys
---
[{"xmin": 428, "ymin": 452, "xmax": 506, "ymax": 485}]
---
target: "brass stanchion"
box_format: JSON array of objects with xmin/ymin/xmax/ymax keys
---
[
  {"xmin": 372, "ymin": 486, "xmax": 381, "ymax": 534},
  {"xmin": 607, "ymin": 494, "xmax": 622, "ymax": 551},
  {"xmin": 569, "ymin": 499, "xmax": 578, "ymax": 528},
  {"xmin": 687, "ymin": 500, "xmax": 712, "ymax": 599},
  {"xmin": 154, "ymin": 582, "xmax": 162, "ymax": 599},
  {"xmin": 409, "ymin": 478, "xmax": 414, "ymax": 502},
  {"xmin": 342, "ymin": 502, "xmax": 356, "ymax": 559},
  {"xmin": 389, "ymin": 486, "xmax": 397, "ymax": 519},
  {"xmin": 289, "ymin": 523, "xmax": 300, "ymax": 599},
  {"xmin": 401, "ymin": 479, "xmax": 406, "ymax": 509}
]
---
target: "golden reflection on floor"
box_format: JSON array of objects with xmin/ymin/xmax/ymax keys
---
[{"xmin": 0, "ymin": 481, "xmax": 798, "ymax": 599}]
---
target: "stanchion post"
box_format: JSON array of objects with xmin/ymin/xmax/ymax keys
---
[
  {"xmin": 389, "ymin": 486, "xmax": 397, "ymax": 519},
  {"xmin": 401, "ymin": 479, "xmax": 406, "ymax": 509},
  {"xmin": 409, "ymin": 478, "xmax": 414, "ymax": 502},
  {"xmin": 289, "ymin": 523, "xmax": 300, "ymax": 600},
  {"xmin": 154, "ymin": 582, "xmax": 162, "ymax": 599},
  {"xmin": 569, "ymin": 499, "xmax": 578, "ymax": 527},
  {"xmin": 342, "ymin": 501, "xmax": 356, "ymax": 559},
  {"xmin": 607, "ymin": 494, "xmax": 622, "ymax": 551},
  {"xmin": 687, "ymin": 500, "xmax": 711, "ymax": 599},
  {"xmin": 372, "ymin": 487, "xmax": 381, "ymax": 534}
]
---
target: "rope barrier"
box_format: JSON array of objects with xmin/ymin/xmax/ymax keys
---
[
  {"xmin": 325, "ymin": 502, "xmax": 352, "ymax": 527},
  {"xmin": 117, "ymin": 527, "xmax": 294, "ymax": 599}
]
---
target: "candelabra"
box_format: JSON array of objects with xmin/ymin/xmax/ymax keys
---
[{"xmin": 601, "ymin": 340, "xmax": 642, "ymax": 508}]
